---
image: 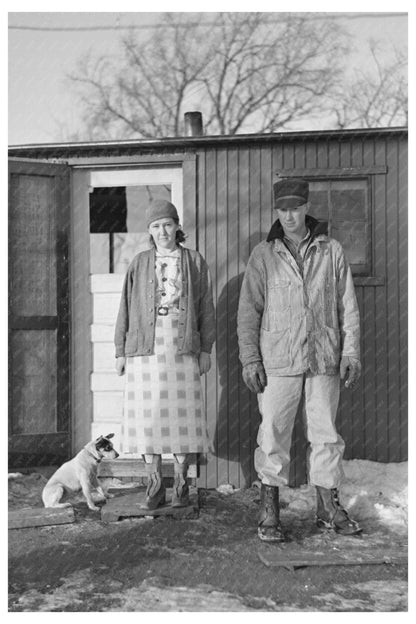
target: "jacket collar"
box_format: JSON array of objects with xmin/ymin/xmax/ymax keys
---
[{"xmin": 266, "ymin": 215, "xmax": 328, "ymax": 243}]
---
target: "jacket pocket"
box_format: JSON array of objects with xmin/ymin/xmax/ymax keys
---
[
  {"xmin": 191, "ymin": 330, "xmax": 201, "ymax": 355},
  {"xmin": 260, "ymin": 328, "xmax": 290, "ymax": 368},
  {"xmin": 264, "ymin": 280, "xmax": 291, "ymax": 331},
  {"xmin": 125, "ymin": 330, "xmax": 138, "ymax": 354},
  {"xmin": 324, "ymin": 327, "xmax": 341, "ymax": 368},
  {"xmin": 324, "ymin": 280, "xmax": 338, "ymax": 329}
]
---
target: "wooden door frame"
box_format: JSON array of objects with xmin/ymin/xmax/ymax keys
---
[
  {"xmin": 71, "ymin": 154, "xmax": 197, "ymax": 453},
  {"xmin": 8, "ymin": 159, "xmax": 71, "ymax": 467}
]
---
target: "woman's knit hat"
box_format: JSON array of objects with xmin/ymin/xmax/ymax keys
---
[{"xmin": 146, "ymin": 199, "xmax": 179, "ymax": 228}]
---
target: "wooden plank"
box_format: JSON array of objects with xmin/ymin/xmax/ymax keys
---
[
  {"xmin": 91, "ymin": 323, "xmax": 117, "ymax": 342},
  {"xmin": 93, "ymin": 392, "xmax": 123, "ymax": 421},
  {"xmin": 9, "ymin": 506, "xmax": 75, "ymax": 529},
  {"xmin": 328, "ymin": 140, "xmax": 341, "ymax": 169},
  {"xmin": 373, "ymin": 139, "xmax": 389, "ymax": 461},
  {"xmin": 196, "ymin": 148, "xmax": 208, "ymax": 490},
  {"xmin": 216, "ymin": 147, "xmax": 229, "ymax": 488},
  {"xmin": 182, "ymin": 154, "xmax": 197, "ymax": 250},
  {"xmin": 397, "ymin": 137, "xmax": 408, "ymax": 460},
  {"xmin": 67, "ymin": 153, "xmax": 192, "ymax": 166},
  {"xmin": 385, "ymin": 138, "xmax": 400, "ymax": 461},
  {"xmin": 305, "ymin": 140, "xmax": 318, "ymax": 170},
  {"xmin": 101, "ymin": 487, "xmax": 199, "ymax": 523},
  {"xmin": 204, "ymin": 147, "xmax": 219, "ymax": 490},
  {"xmin": 225, "ymin": 147, "xmax": 241, "ymax": 488},
  {"xmin": 10, "ymin": 330, "xmax": 57, "ymax": 435},
  {"xmin": 260, "ymin": 145, "xmax": 273, "ymax": 237},
  {"xmin": 91, "ymin": 372, "xmax": 125, "ymax": 392},
  {"xmin": 90, "ymin": 273, "xmax": 124, "ymax": 292},
  {"xmin": 10, "ymin": 316, "xmax": 58, "ymax": 330},
  {"xmin": 258, "ymin": 549, "xmax": 407, "ymax": 571},
  {"xmin": 362, "ymin": 287, "xmax": 377, "ymax": 459},
  {"xmin": 279, "ymin": 167, "xmax": 387, "ymax": 177},
  {"xmin": 238, "ymin": 147, "xmax": 253, "ymax": 487},
  {"xmin": 353, "ymin": 276, "xmax": 385, "ymax": 287},
  {"xmin": 350, "ymin": 286, "xmax": 365, "ymax": 457},
  {"xmin": 316, "ymin": 138, "xmax": 329, "ymax": 170},
  {"xmin": 247, "ymin": 146, "xmax": 263, "ymax": 487},
  {"xmin": 9, "ymin": 173, "xmax": 57, "ymax": 317},
  {"xmin": 72, "ymin": 169, "xmax": 93, "ymax": 453}
]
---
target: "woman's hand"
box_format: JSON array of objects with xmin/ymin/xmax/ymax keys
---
[
  {"xmin": 198, "ymin": 352, "xmax": 211, "ymax": 375},
  {"xmin": 115, "ymin": 357, "xmax": 126, "ymax": 376}
]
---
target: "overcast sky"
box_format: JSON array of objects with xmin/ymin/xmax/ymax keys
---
[{"xmin": 8, "ymin": 7, "xmax": 409, "ymax": 145}]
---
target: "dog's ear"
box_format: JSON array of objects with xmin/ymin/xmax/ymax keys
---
[
  {"xmin": 95, "ymin": 435, "xmax": 103, "ymax": 442},
  {"xmin": 105, "ymin": 433, "xmax": 115, "ymax": 439}
]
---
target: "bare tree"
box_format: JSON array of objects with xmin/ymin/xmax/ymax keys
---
[
  {"xmin": 332, "ymin": 41, "xmax": 408, "ymax": 129},
  {"xmin": 68, "ymin": 12, "xmax": 350, "ymax": 139}
]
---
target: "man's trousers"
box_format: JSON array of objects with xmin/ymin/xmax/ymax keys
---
[{"xmin": 255, "ymin": 373, "xmax": 345, "ymax": 488}]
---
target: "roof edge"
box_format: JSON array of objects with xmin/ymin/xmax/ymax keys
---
[{"xmin": 8, "ymin": 126, "xmax": 408, "ymax": 154}]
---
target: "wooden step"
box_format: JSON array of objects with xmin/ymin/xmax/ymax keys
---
[{"xmin": 101, "ymin": 487, "xmax": 199, "ymax": 523}]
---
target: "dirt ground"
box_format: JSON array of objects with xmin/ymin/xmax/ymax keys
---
[{"xmin": 8, "ymin": 471, "xmax": 408, "ymax": 612}]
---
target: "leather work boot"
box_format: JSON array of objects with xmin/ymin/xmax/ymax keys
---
[
  {"xmin": 171, "ymin": 457, "xmax": 190, "ymax": 507},
  {"xmin": 141, "ymin": 455, "xmax": 166, "ymax": 510},
  {"xmin": 257, "ymin": 484, "xmax": 285, "ymax": 543},
  {"xmin": 316, "ymin": 486, "xmax": 362, "ymax": 535}
]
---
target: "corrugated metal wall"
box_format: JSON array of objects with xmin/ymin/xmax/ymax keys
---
[{"xmin": 195, "ymin": 134, "xmax": 408, "ymax": 489}]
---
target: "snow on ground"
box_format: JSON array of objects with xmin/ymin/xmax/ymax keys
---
[
  {"xmin": 9, "ymin": 459, "xmax": 408, "ymax": 533},
  {"xmin": 220, "ymin": 459, "xmax": 408, "ymax": 533}
]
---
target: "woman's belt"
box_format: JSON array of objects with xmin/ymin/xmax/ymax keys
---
[{"xmin": 157, "ymin": 305, "xmax": 179, "ymax": 316}]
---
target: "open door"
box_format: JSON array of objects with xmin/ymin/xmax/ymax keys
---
[{"xmin": 9, "ymin": 159, "xmax": 71, "ymax": 467}]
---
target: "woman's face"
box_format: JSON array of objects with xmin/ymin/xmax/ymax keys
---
[{"xmin": 148, "ymin": 217, "xmax": 179, "ymax": 251}]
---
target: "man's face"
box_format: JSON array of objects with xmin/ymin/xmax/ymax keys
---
[{"xmin": 276, "ymin": 202, "xmax": 309, "ymax": 238}]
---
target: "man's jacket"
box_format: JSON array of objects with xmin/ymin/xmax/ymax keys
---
[
  {"xmin": 114, "ymin": 247, "xmax": 215, "ymax": 358},
  {"xmin": 237, "ymin": 216, "xmax": 360, "ymax": 376}
]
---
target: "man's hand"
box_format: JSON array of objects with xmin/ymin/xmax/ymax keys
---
[
  {"xmin": 242, "ymin": 362, "xmax": 267, "ymax": 393},
  {"xmin": 340, "ymin": 356, "xmax": 361, "ymax": 389},
  {"xmin": 115, "ymin": 357, "xmax": 126, "ymax": 376},
  {"xmin": 199, "ymin": 352, "xmax": 211, "ymax": 375}
]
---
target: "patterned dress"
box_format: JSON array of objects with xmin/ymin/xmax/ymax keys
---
[{"xmin": 121, "ymin": 249, "xmax": 210, "ymax": 455}]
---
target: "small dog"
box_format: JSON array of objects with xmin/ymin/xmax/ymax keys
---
[{"xmin": 42, "ymin": 433, "xmax": 119, "ymax": 511}]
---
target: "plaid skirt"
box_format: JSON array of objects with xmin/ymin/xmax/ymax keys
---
[{"xmin": 121, "ymin": 314, "xmax": 210, "ymax": 455}]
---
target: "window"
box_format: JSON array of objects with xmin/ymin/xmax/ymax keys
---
[
  {"xmin": 308, "ymin": 179, "xmax": 370, "ymax": 276},
  {"xmin": 88, "ymin": 167, "xmax": 183, "ymax": 274}
]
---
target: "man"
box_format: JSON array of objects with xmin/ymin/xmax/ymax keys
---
[{"xmin": 237, "ymin": 178, "xmax": 362, "ymax": 542}]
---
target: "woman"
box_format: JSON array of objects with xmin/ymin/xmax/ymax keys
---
[{"xmin": 114, "ymin": 199, "xmax": 215, "ymax": 510}]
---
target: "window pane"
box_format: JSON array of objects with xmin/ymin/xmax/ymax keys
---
[
  {"xmin": 9, "ymin": 174, "xmax": 57, "ymax": 315},
  {"xmin": 330, "ymin": 179, "xmax": 367, "ymax": 220},
  {"xmin": 89, "ymin": 184, "xmax": 171, "ymax": 274},
  {"xmin": 11, "ymin": 329, "xmax": 57, "ymax": 434},
  {"xmin": 331, "ymin": 221, "xmax": 368, "ymax": 265},
  {"xmin": 308, "ymin": 178, "xmax": 370, "ymax": 274},
  {"xmin": 308, "ymin": 188, "xmax": 329, "ymax": 221}
]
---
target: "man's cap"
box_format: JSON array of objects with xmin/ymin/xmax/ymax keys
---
[
  {"xmin": 273, "ymin": 178, "xmax": 309, "ymax": 210},
  {"xmin": 146, "ymin": 199, "xmax": 179, "ymax": 228}
]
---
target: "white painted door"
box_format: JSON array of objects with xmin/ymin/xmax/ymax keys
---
[{"xmin": 88, "ymin": 167, "xmax": 183, "ymax": 454}]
